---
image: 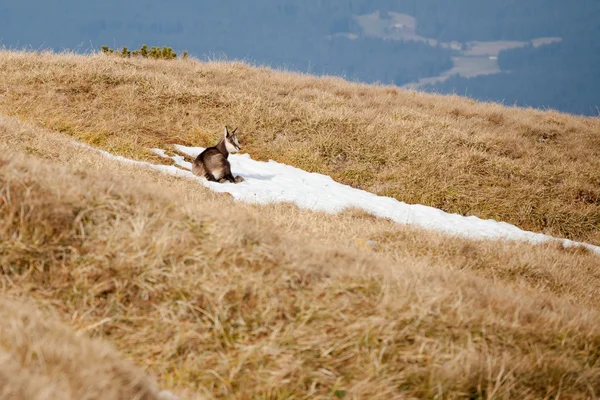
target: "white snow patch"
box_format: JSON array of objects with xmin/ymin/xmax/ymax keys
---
[
  {"xmin": 81, "ymin": 143, "xmax": 600, "ymax": 256},
  {"xmin": 157, "ymin": 390, "xmax": 180, "ymax": 400}
]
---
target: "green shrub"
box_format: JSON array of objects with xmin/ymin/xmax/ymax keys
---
[{"xmin": 100, "ymin": 44, "xmax": 187, "ymax": 60}]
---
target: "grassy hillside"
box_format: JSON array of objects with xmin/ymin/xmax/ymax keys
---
[
  {"xmin": 2, "ymin": 106, "xmax": 600, "ymax": 399},
  {"xmin": 1, "ymin": 51, "xmax": 600, "ymax": 398},
  {"xmin": 0, "ymin": 51, "xmax": 598, "ymax": 247}
]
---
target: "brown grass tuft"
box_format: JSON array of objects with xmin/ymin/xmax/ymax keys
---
[{"xmin": 0, "ymin": 297, "xmax": 166, "ymax": 400}]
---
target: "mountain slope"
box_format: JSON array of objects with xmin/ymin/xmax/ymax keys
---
[
  {"xmin": 0, "ymin": 51, "xmax": 598, "ymax": 246},
  {"xmin": 2, "ymin": 108, "xmax": 600, "ymax": 399}
]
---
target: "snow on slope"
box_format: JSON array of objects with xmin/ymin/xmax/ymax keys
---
[{"xmin": 85, "ymin": 143, "xmax": 600, "ymax": 255}]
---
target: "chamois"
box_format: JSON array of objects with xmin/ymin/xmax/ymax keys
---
[{"xmin": 191, "ymin": 126, "xmax": 245, "ymax": 183}]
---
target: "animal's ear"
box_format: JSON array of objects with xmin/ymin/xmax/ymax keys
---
[
  {"xmin": 231, "ymin": 127, "xmax": 238, "ymax": 135},
  {"xmin": 224, "ymin": 126, "xmax": 229, "ymax": 138}
]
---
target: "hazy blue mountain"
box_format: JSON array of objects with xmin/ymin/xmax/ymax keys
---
[{"xmin": 1, "ymin": 1, "xmax": 598, "ymax": 115}]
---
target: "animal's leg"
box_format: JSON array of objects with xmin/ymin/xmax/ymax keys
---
[
  {"xmin": 220, "ymin": 165, "xmax": 238, "ymax": 183},
  {"xmin": 204, "ymin": 172, "xmax": 218, "ymax": 182},
  {"xmin": 234, "ymin": 176, "xmax": 245, "ymax": 183},
  {"xmin": 222, "ymin": 172, "xmax": 237, "ymax": 183}
]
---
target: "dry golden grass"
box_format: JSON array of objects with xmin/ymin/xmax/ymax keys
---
[
  {"xmin": 0, "ymin": 297, "xmax": 168, "ymax": 400},
  {"xmin": 0, "ymin": 50, "xmax": 598, "ymax": 246},
  {"xmin": 2, "ymin": 114, "xmax": 600, "ymax": 399}
]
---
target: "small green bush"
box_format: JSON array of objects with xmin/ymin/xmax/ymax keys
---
[{"xmin": 101, "ymin": 44, "xmax": 186, "ymax": 60}]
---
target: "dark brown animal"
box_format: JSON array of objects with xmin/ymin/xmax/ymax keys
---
[{"xmin": 192, "ymin": 126, "xmax": 245, "ymax": 183}]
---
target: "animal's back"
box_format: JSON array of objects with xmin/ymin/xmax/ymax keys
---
[{"xmin": 192, "ymin": 148, "xmax": 228, "ymax": 180}]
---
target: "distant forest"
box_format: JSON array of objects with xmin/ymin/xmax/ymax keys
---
[
  {"xmin": 1, "ymin": 1, "xmax": 598, "ymax": 115},
  {"xmin": 415, "ymin": 0, "xmax": 600, "ymax": 116},
  {"xmin": 0, "ymin": 1, "xmax": 454, "ymax": 85},
  {"xmin": 425, "ymin": 38, "xmax": 600, "ymax": 116}
]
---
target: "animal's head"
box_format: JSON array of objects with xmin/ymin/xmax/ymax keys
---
[{"xmin": 224, "ymin": 126, "xmax": 241, "ymax": 153}]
